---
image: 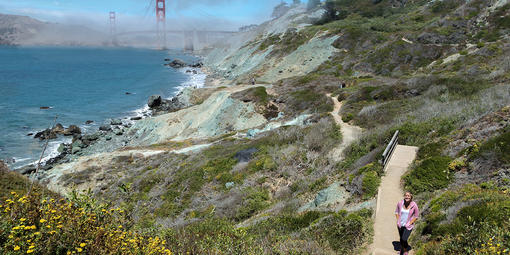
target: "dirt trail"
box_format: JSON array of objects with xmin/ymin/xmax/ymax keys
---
[
  {"xmin": 327, "ymin": 94, "xmax": 363, "ymax": 160},
  {"xmin": 371, "ymin": 145, "xmax": 419, "ymax": 255}
]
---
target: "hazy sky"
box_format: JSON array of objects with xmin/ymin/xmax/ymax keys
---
[{"xmin": 0, "ymin": 0, "xmax": 300, "ymax": 31}]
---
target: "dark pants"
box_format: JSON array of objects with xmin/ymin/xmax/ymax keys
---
[{"xmin": 398, "ymin": 226, "xmax": 412, "ymax": 254}]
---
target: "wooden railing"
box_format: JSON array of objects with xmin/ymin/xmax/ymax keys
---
[{"xmin": 381, "ymin": 130, "xmax": 399, "ymax": 168}]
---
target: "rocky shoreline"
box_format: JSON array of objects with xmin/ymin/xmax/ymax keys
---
[{"xmin": 15, "ymin": 57, "xmax": 206, "ymax": 177}]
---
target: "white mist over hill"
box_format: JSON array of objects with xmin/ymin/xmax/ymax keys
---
[{"xmin": 0, "ymin": 13, "xmax": 108, "ymax": 46}]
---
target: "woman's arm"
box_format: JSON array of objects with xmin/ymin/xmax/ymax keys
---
[
  {"xmin": 395, "ymin": 202, "xmax": 400, "ymax": 223},
  {"xmin": 409, "ymin": 204, "xmax": 420, "ymax": 224}
]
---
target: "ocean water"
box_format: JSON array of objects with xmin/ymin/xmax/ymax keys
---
[{"xmin": 0, "ymin": 46, "xmax": 203, "ymax": 169}]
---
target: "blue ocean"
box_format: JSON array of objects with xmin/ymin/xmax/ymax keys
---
[{"xmin": 0, "ymin": 46, "xmax": 202, "ymax": 169}]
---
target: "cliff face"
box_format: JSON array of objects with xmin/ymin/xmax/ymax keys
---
[{"xmin": 0, "ymin": 13, "xmax": 107, "ymax": 46}]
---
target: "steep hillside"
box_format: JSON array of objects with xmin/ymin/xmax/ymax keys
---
[{"xmin": 2, "ymin": 0, "xmax": 510, "ymax": 254}]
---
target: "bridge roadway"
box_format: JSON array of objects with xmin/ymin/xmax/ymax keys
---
[{"xmin": 115, "ymin": 30, "xmax": 236, "ymax": 36}]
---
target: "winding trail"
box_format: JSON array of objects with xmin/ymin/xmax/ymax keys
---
[
  {"xmin": 327, "ymin": 94, "xmax": 363, "ymax": 160},
  {"xmin": 371, "ymin": 145, "xmax": 418, "ymax": 255}
]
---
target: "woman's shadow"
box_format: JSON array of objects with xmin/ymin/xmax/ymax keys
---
[{"xmin": 392, "ymin": 241, "xmax": 412, "ymax": 252}]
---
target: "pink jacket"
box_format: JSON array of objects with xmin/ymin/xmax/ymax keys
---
[{"xmin": 395, "ymin": 200, "xmax": 419, "ymax": 230}]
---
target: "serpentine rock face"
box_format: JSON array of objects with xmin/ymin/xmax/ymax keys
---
[
  {"xmin": 129, "ymin": 87, "xmax": 267, "ymax": 145},
  {"xmin": 258, "ymin": 34, "xmax": 339, "ymax": 83}
]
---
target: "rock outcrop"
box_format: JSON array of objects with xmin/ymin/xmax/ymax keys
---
[{"xmin": 147, "ymin": 95, "xmax": 187, "ymax": 116}]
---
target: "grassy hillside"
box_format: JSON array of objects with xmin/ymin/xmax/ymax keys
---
[{"xmin": 2, "ymin": 0, "xmax": 510, "ymax": 254}]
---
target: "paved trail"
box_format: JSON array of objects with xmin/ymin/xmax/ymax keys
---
[
  {"xmin": 327, "ymin": 94, "xmax": 363, "ymax": 160},
  {"xmin": 371, "ymin": 145, "xmax": 418, "ymax": 255}
]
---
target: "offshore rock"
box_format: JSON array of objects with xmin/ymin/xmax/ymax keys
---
[
  {"xmin": 148, "ymin": 95, "xmax": 186, "ymax": 116},
  {"xmin": 17, "ymin": 164, "xmax": 36, "ymax": 175},
  {"xmin": 62, "ymin": 125, "xmax": 81, "ymax": 136},
  {"xmin": 99, "ymin": 125, "xmax": 112, "ymax": 132},
  {"xmin": 34, "ymin": 129, "xmax": 57, "ymax": 140},
  {"xmin": 53, "ymin": 123, "xmax": 65, "ymax": 133},
  {"xmin": 110, "ymin": 119, "xmax": 122, "ymax": 125},
  {"xmin": 148, "ymin": 95, "xmax": 162, "ymax": 108},
  {"xmin": 167, "ymin": 59, "xmax": 187, "ymax": 68}
]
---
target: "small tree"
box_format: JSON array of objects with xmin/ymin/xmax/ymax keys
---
[
  {"xmin": 272, "ymin": 2, "xmax": 291, "ymax": 19},
  {"xmin": 307, "ymin": 0, "xmax": 321, "ymax": 10}
]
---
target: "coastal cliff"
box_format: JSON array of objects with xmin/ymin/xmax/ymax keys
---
[{"xmin": 2, "ymin": 1, "xmax": 510, "ymax": 254}]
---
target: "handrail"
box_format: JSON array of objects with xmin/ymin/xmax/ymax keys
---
[{"xmin": 381, "ymin": 130, "xmax": 399, "ymax": 168}]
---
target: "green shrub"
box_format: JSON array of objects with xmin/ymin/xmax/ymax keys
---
[
  {"xmin": 469, "ymin": 129, "xmax": 510, "ymax": 164},
  {"xmin": 247, "ymin": 154, "xmax": 277, "ymax": 172},
  {"xmin": 437, "ymin": 77, "xmax": 489, "ymax": 97},
  {"xmin": 243, "ymin": 86, "xmax": 269, "ymax": 104},
  {"xmin": 164, "ymin": 217, "xmax": 261, "ymax": 254},
  {"xmin": 311, "ymin": 209, "xmax": 373, "ymax": 254},
  {"xmin": 475, "ymin": 29, "xmax": 500, "ymax": 42},
  {"xmin": 0, "ymin": 191, "xmax": 171, "ymax": 255},
  {"xmin": 289, "ymin": 89, "xmax": 334, "ymax": 113},
  {"xmin": 430, "ymin": 0, "xmax": 463, "ymax": 14},
  {"xmin": 417, "ymin": 142, "xmax": 446, "ymax": 159},
  {"xmin": 342, "ymin": 113, "xmax": 354, "ymax": 122},
  {"xmin": 416, "ymin": 185, "xmax": 510, "ymax": 254},
  {"xmin": 248, "ymin": 211, "xmax": 324, "ymax": 236},
  {"xmin": 394, "ymin": 118, "xmax": 457, "ymax": 146},
  {"xmin": 259, "ymin": 34, "xmax": 280, "ymax": 51},
  {"xmin": 358, "ymin": 162, "xmax": 383, "ymax": 176},
  {"xmin": 203, "ymin": 157, "xmax": 238, "ymax": 181},
  {"xmin": 297, "ymin": 73, "xmax": 321, "ymax": 84},
  {"xmin": 403, "ymin": 156, "xmax": 453, "ymax": 193},
  {"xmin": 309, "ymin": 177, "xmax": 327, "ymax": 192},
  {"xmin": 358, "ymin": 86, "xmax": 377, "ymax": 101},
  {"xmin": 362, "ymin": 171, "xmax": 381, "ymax": 199},
  {"xmin": 235, "ymin": 187, "xmax": 271, "ymax": 221}
]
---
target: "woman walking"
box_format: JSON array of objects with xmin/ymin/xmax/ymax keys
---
[{"xmin": 395, "ymin": 192, "xmax": 419, "ymax": 255}]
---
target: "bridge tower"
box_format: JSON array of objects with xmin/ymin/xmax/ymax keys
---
[
  {"xmin": 156, "ymin": 0, "xmax": 167, "ymax": 49},
  {"xmin": 109, "ymin": 11, "xmax": 117, "ymax": 46}
]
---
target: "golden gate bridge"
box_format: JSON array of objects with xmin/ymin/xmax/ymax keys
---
[{"xmin": 108, "ymin": 0, "xmax": 236, "ymax": 51}]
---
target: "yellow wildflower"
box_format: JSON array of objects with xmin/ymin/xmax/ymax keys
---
[
  {"xmin": 20, "ymin": 218, "xmax": 26, "ymax": 222},
  {"xmin": 39, "ymin": 219, "xmax": 47, "ymax": 223},
  {"xmin": 76, "ymin": 248, "xmax": 83, "ymax": 253},
  {"xmin": 27, "ymin": 249, "xmax": 34, "ymax": 253},
  {"xmin": 14, "ymin": 246, "xmax": 20, "ymax": 251},
  {"xmin": 80, "ymin": 243, "xmax": 86, "ymax": 247},
  {"xmin": 29, "ymin": 245, "xmax": 35, "ymax": 249}
]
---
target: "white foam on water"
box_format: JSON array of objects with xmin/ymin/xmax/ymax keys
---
[
  {"xmin": 29, "ymin": 137, "xmax": 72, "ymax": 167},
  {"xmin": 12, "ymin": 157, "xmax": 32, "ymax": 163},
  {"xmin": 128, "ymin": 66, "xmax": 206, "ymax": 120},
  {"xmin": 178, "ymin": 67, "xmax": 207, "ymax": 91}
]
